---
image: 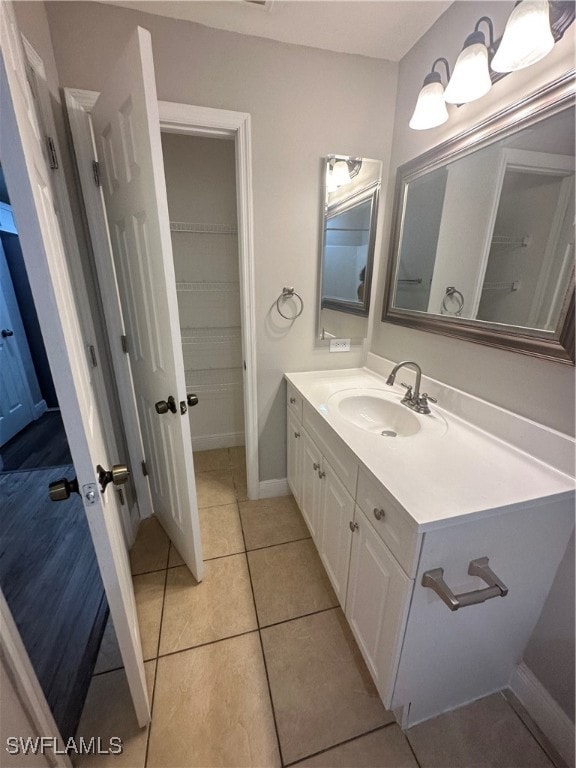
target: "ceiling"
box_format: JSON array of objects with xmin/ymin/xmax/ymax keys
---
[{"xmin": 100, "ymin": 0, "xmax": 453, "ymax": 62}]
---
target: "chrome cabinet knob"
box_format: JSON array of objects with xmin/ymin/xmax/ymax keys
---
[
  {"xmin": 373, "ymin": 507, "xmax": 385, "ymax": 521},
  {"xmin": 349, "ymin": 521, "xmax": 359, "ymax": 532}
]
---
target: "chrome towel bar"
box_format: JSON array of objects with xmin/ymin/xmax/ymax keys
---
[{"xmin": 422, "ymin": 557, "xmax": 508, "ymax": 611}]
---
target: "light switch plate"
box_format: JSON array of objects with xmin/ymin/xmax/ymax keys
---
[{"xmin": 329, "ymin": 338, "xmax": 351, "ymax": 352}]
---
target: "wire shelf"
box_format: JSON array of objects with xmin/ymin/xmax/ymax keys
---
[
  {"xmin": 176, "ymin": 281, "xmax": 239, "ymax": 293},
  {"xmin": 180, "ymin": 326, "xmax": 241, "ymax": 344},
  {"xmin": 170, "ymin": 221, "xmax": 238, "ymax": 235}
]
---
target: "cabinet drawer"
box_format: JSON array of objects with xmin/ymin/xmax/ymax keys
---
[
  {"xmin": 356, "ymin": 467, "xmax": 420, "ymax": 578},
  {"xmin": 303, "ymin": 401, "xmax": 358, "ymax": 498},
  {"xmin": 287, "ymin": 381, "xmax": 303, "ymax": 422}
]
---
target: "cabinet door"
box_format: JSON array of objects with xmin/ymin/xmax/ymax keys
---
[
  {"xmin": 319, "ymin": 462, "xmax": 354, "ymax": 608},
  {"xmin": 300, "ymin": 429, "xmax": 322, "ymax": 541},
  {"xmin": 346, "ymin": 508, "xmax": 412, "ymax": 707},
  {"xmin": 287, "ymin": 410, "xmax": 302, "ymax": 506}
]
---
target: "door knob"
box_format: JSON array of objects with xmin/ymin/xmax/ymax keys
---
[
  {"xmin": 1, "ymin": 329, "xmax": 14, "ymax": 338},
  {"xmin": 155, "ymin": 396, "xmax": 177, "ymax": 414},
  {"xmin": 187, "ymin": 393, "xmax": 199, "ymax": 407},
  {"xmin": 49, "ymin": 476, "xmax": 79, "ymax": 501},
  {"xmin": 97, "ymin": 464, "xmax": 130, "ymax": 493}
]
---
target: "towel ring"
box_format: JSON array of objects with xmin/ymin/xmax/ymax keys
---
[
  {"xmin": 276, "ymin": 287, "xmax": 304, "ymax": 320},
  {"xmin": 441, "ymin": 286, "xmax": 464, "ymax": 316}
]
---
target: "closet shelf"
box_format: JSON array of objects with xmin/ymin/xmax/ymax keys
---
[
  {"xmin": 491, "ymin": 234, "xmax": 530, "ymax": 251},
  {"xmin": 176, "ymin": 281, "xmax": 239, "ymax": 293},
  {"xmin": 170, "ymin": 221, "xmax": 238, "ymax": 235},
  {"xmin": 185, "ymin": 366, "xmax": 243, "ymax": 389},
  {"xmin": 180, "ymin": 326, "xmax": 241, "ymax": 344},
  {"xmin": 482, "ymin": 280, "xmax": 520, "ymax": 292}
]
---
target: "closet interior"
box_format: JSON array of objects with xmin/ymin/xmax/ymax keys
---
[{"xmin": 161, "ymin": 134, "xmax": 244, "ymax": 453}]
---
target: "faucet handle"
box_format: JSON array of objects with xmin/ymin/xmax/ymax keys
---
[
  {"xmin": 400, "ymin": 382, "xmax": 412, "ymax": 392},
  {"xmin": 420, "ymin": 393, "xmax": 437, "ymax": 403}
]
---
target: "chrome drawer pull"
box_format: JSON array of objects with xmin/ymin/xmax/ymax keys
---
[
  {"xmin": 422, "ymin": 557, "xmax": 508, "ymax": 612},
  {"xmin": 373, "ymin": 507, "xmax": 385, "ymax": 521},
  {"xmin": 294, "ymin": 431, "xmax": 300, "ymax": 438},
  {"xmin": 290, "ymin": 397, "xmax": 296, "ymax": 404},
  {"xmin": 313, "ymin": 462, "xmax": 320, "ymax": 471}
]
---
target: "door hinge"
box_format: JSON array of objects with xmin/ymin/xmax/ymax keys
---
[
  {"xmin": 89, "ymin": 344, "xmax": 98, "ymax": 368},
  {"xmin": 92, "ymin": 160, "xmax": 101, "ymax": 187},
  {"xmin": 121, "ymin": 335, "xmax": 128, "ymax": 353},
  {"xmin": 46, "ymin": 136, "xmax": 58, "ymax": 170},
  {"xmin": 141, "ymin": 460, "xmax": 149, "ymax": 477},
  {"xmin": 117, "ymin": 488, "xmax": 125, "ymax": 506}
]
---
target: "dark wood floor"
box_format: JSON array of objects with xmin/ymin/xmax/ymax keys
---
[
  {"xmin": 0, "ymin": 411, "xmax": 72, "ymax": 472},
  {"xmin": 0, "ymin": 465, "xmax": 108, "ymax": 740}
]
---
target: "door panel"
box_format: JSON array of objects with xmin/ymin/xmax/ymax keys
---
[
  {"xmin": 319, "ymin": 464, "xmax": 353, "ymax": 608},
  {"xmin": 91, "ymin": 27, "xmax": 203, "ymax": 580},
  {"xmin": 0, "ymin": 242, "xmax": 35, "ymax": 445},
  {"xmin": 0, "ymin": 2, "xmax": 150, "ymax": 727}
]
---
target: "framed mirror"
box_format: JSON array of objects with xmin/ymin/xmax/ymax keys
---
[
  {"xmin": 318, "ymin": 155, "xmax": 382, "ymax": 339},
  {"xmin": 382, "ymin": 70, "xmax": 575, "ymax": 364}
]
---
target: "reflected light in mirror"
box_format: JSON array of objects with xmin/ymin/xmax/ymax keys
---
[{"xmin": 491, "ymin": 0, "xmax": 554, "ymax": 72}]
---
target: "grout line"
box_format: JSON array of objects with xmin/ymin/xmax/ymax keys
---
[
  {"xmin": 144, "ymin": 566, "xmax": 168, "ymax": 768},
  {"xmin": 284, "ymin": 722, "xmax": 398, "ymax": 767},
  {"xmin": 237, "ymin": 500, "xmax": 286, "ymax": 767},
  {"xmin": 259, "ymin": 604, "xmax": 340, "ymax": 632},
  {"xmin": 155, "ymin": 628, "xmax": 259, "ymax": 660},
  {"xmin": 404, "ymin": 728, "xmax": 423, "ymax": 768},
  {"xmin": 502, "ymin": 690, "xmax": 567, "ymax": 768},
  {"xmin": 244, "ymin": 535, "xmax": 312, "ymax": 554}
]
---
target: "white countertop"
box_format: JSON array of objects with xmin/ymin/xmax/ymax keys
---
[{"xmin": 285, "ymin": 368, "xmax": 575, "ymax": 530}]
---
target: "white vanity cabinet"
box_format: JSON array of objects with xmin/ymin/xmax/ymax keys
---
[
  {"xmin": 346, "ymin": 504, "xmax": 412, "ymax": 707},
  {"xmin": 285, "ymin": 371, "xmax": 575, "ymax": 731}
]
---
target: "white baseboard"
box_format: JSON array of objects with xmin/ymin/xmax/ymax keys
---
[
  {"xmin": 258, "ymin": 478, "xmax": 290, "ymax": 499},
  {"xmin": 32, "ymin": 399, "xmax": 47, "ymax": 420},
  {"xmin": 510, "ymin": 662, "xmax": 575, "ymax": 768},
  {"xmin": 191, "ymin": 432, "xmax": 244, "ymax": 452}
]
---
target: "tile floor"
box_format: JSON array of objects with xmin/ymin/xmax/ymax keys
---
[{"xmin": 77, "ymin": 447, "xmax": 560, "ymax": 768}]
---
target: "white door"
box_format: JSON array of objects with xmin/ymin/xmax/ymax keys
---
[
  {"xmin": 0, "ymin": 240, "xmax": 34, "ymax": 445},
  {"xmin": 91, "ymin": 27, "xmax": 203, "ymax": 580},
  {"xmin": 300, "ymin": 430, "xmax": 322, "ymax": 540},
  {"xmin": 0, "ymin": 1, "xmax": 150, "ymax": 726}
]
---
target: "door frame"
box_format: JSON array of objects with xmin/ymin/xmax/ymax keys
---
[{"xmin": 65, "ymin": 90, "xmax": 260, "ymax": 500}]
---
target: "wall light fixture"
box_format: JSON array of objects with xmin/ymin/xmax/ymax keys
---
[{"xmin": 409, "ymin": 0, "xmax": 575, "ymax": 130}]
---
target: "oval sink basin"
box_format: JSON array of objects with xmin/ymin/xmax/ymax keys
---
[{"xmin": 326, "ymin": 388, "xmax": 447, "ymax": 438}]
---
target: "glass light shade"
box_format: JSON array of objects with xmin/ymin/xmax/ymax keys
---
[
  {"xmin": 409, "ymin": 81, "xmax": 449, "ymax": 130},
  {"xmin": 330, "ymin": 160, "xmax": 352, "ymax": 188},
  {"xmin": 444, "ymin": 39, "xmax": 492, "ymax": 104},
  {"xmin": 491, "ymin": 0, "xmax": 554, "ymax": 72}
]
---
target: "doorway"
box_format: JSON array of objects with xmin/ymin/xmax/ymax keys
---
[
  {"xmin": 0, "ymin": 167, "xmax": 108, "ymax": 741},
  {"xmin": 161, "ymin": 133, "xmax": 246, "ymax": 467}
]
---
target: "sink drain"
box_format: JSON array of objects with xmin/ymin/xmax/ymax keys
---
[{"xmin": 381, "ymin": 430, "xmax": 397, "ymax": 437}]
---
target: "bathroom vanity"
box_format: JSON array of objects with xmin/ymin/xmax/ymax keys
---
[{"xmin": 285, "ymin": 363, "xmax": 575, "ymax": 727}]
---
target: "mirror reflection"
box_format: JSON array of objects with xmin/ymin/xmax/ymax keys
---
[
  {"xmin": 391, "ymin": 107, "xmax": 575, "ymax": 335},
  {"xmin": 318, "ymin": 155, "xmax": 382, "ymax": 339}
]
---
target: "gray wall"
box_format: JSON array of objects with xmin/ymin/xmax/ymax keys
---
[
  {"xmin": 369, "ymin": 0, "xmax": 575, "ymax": 436},
  {"xmin": 44, "ymin": 0, "xmax": 398, "ymax": 482},
  {"xmin": 523, "ymin": 530, "xmax": 575, "ymax": 721},
  {"xmin": 374, "ymin": 0, "xmax": 575, "ymax": 722}
]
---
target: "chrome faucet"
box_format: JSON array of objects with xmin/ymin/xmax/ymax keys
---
[{"xmin": 386, "ymin": 360, "xmax": 437, "ymax": 414}]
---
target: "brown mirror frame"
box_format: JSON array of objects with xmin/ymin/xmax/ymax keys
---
[{"xmin": 382, "ymin": 69, "xmax": 575, "ymax": 365}]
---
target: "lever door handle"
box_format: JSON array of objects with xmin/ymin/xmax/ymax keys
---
[
  {"xmin": 48, "ymin": 476, "xmax": 79, "ymax": 501},
  {"xmin": 155, "ymin": 396, "xmax": 177, "ymax": 414}
]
